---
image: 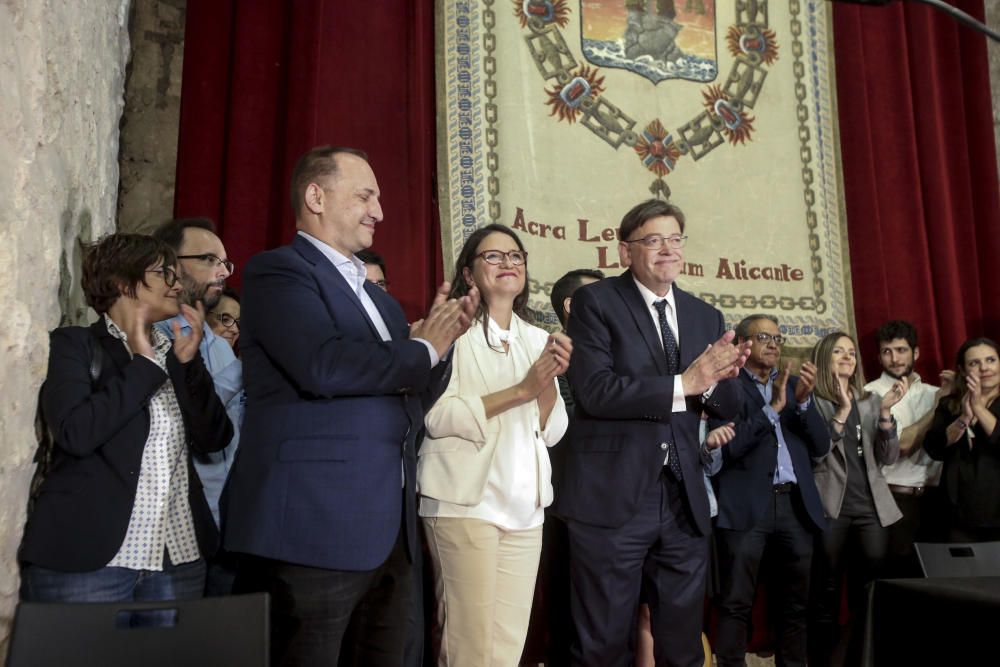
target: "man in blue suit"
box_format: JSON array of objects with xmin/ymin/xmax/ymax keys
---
[
  {"xmin": 712, "ymin": 315, "xmax": 830, "ymax": 667},
  {"xmin": 224, "ymin": 146, "xmax": 476, "ymax": 666},
  {"xmin": 554, "ymin": 199, "xmax": 750, "ymax": 667}
]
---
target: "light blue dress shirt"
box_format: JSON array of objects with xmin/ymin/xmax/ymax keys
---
[{"xmin": 742, "ymin": 367, "xmax": 809, "ymax": 486}]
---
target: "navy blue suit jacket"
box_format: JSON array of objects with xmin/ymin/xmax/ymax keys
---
[
  {"xmin": 223, "ymin": 234, "xmax": 445, "ymax": 571},
  {"xmin": 552, "ymin": 272, "xmax": 742, "ymax": 535},
  {"xmin": 712, "ymin": 372, "xmax": 830, "ymax": 532}
]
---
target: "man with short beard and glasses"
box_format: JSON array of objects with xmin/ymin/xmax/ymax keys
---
[
  {"xmin": 153, "ymin": 217, "xmax": 243, "ymax": 595},
  {"xmin": 864, "ymin": 320, "xmax": 950, "ymax": 577}
]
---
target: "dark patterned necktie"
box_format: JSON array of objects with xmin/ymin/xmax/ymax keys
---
[
  {"xmin": 654, "ymin": 299, "xmax": 684, "ymax": 481},
  {"xmin": 653, "ymin": 299, "xmax": 680, "ymax": 374}
]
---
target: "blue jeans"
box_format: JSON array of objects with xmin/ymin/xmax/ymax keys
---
[{"xmin": 21, "ymin": 558, "xmax": 207, "ymax": 604}]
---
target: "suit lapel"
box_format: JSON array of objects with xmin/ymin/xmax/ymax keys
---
[
  {"xmin": 740, "ymin": 371, "xmax": 766, "ymax": 410},
  {"xmin": 89, "ymin": 320, "xmax": 131, "ymax": 373},
  {"xmin": 614, "ymin": 272, "xmax": 667, "ymax": 375},
  {"xmin": 365, "ymin": 281, "xmax": 407, "ymax": 340},
  {"xmin": 673, "ymin": 285, "xmax": 701, "ymax": 368},
  {"xmin": 292, "ymin": 235, "xmax": 382, "ymax": 340}
]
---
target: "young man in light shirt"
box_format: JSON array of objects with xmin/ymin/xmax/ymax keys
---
[{"xmin": 864, "ymin": 320, "xmax": 951, "ymax": 577}]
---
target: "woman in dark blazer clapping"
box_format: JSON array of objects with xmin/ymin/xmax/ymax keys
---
[
  {"xmin": 19, "ymin": 233, "xmax": 232, "ymax": 603},
  {"xmin": 924, "ymin": 337, "xmax": 1000, "ymax": 542}
]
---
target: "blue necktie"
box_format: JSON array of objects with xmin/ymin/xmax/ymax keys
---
[{"xmin": 654, "ymin": 299, "xmax": 683, "ymax": 481}]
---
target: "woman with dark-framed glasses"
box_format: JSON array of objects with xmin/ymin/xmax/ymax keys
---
[
  {"xmin": 19, "ymin": 233, "xmax": 232, "ymax": 605},
  {"xmin": 807, "ymin": 331, "xmax": 906, "ymax": 667},
  {"xmin": 417, "ymin": 224, "xmax": 571, "ymax": 666},
  {"xmin": 207, "ymin": 286, "xmax": 241, "ymax": 351}
]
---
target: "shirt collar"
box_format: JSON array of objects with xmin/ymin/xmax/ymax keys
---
[
  {"xmin": 160, "ymin": 314, "xmax": 217, "ymax": 344},
  {"xmin": 631, "ymin": 274, "xmax": 675, "ymax": 312},
  {"xmin": 297, "ymin": 231, "xmax": 367, "ymax": 293},
  {"xmin": 104, "ymin": 314, "xmax": 171, "ymax": 354},
  {"xmin": 878, "ymin": 370, "xmax": 923, "ymax": 389},
  {"xmin": 485, "ymin": 314, "xmax": 521, "ymax": 346},
  {"xmin": 742, "ymin": 366, "xmax": 778, "ymax": 385}
]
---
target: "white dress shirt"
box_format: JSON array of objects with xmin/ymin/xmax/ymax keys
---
[{"xmin": 865, "ymin": 372, "xmax": 942, "ymax": 487}]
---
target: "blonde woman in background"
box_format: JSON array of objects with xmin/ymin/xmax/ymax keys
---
[{"xmin": 807, "ymin": 331, "xmax": 906, "ymax": 667}]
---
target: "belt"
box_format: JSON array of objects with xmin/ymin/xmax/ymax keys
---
[
  {"xmin": 773, "ymin": 482, "xmax": 794, "ymax": 494},
  {"xmin": 889, "ymin": 484, "xmax": 926, "ymax": 497}
]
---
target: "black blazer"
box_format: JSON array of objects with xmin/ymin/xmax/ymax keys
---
[
  {"xmin": 924, "ymin": 398, "xmax": 1000, "ymax": 528},
  {"xmin": 19, "ymin": 320, "xmax": 233, "ymax": 571},
  {"xmin": 712, "ymin": 373, "xmax": 830, "ymax": 532},
  {"xmin": 552, "ymin": 272, "xmax": 742, "ymax": 534}
]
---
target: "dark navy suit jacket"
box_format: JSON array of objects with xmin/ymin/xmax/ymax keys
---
[
  {"xmin": 552, "ymin": 271, "xmax": 742, "ymax": 536},
  {"xmin": 223, "ymin": 234, "xmax": 446, "ymax": 571},
  {"xmin": 712, "ymin": 372, "xmax": 830, "ymax": 532},
  {"xmin": 20, "ymin": 321, "xmax": 232, "ymax": 571}
]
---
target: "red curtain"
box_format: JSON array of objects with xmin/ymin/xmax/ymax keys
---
[
  {"xmin": 174, "ymin": 0, "xmax": 442, "ymax": 320},
  {"xmin": 832, "ymin": 0, "xmax": 999, "ymax": 377},
  {"xmin": 175, "ymin": 1, "xmax": 999, "ymax": 358}
]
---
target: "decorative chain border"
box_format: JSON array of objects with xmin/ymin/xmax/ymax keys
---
[{"xmin": 483, "ymin": 0, "xmax": 500, "ymax": 223}]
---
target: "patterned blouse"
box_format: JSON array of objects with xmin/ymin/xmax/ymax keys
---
[{"xmin": 104, "ymin": 315, "xmax": 200, "ymax": 570}]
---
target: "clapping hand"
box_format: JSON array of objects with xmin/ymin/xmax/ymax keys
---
[
  {"xmin": 705, "ymin": 422, "xmax": 735, "ymax": 449},
  {"xmin": 939, "ymin": 369, "xmax": 956, "ymax": 397},
  {"xmin": 880, "ymin": 375, "xmax": 910, "ymax": 411},
  {"xmin": 172, "ymin": 302, "xmax": 206, "ymax": 363},
  {"xmin": 520, "ymin": 334, "xmax": 572, "ymax": 399},
  {"xmin": 770, "ymin": 362, "xmax": 790, "ymax": 413},
  {"xmin": 794, "ymin": 361, "xmax": 818, "ymax": 404},
  {"xmin": 411, "ymin": 282, "xmax": 481, "ymax": 358},
  {"xmin": 681, "ymin": 331, "xmax": 752, "ymax": 396}
]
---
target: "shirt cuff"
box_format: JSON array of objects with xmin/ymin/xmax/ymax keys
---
[
  {"xmin": 700, "ymin": 442, "xmax": 721, "ymax": 465},
  {"xmin": 797, "ymin": 396, "xmax": 811, "ymax": 413},
  {"xmin": 414, "ymin": 338, "xmax": 440, "ymax": 368},
  {"xmin": 671, "ymin": 375, "xmax": 686, "ymax": 412}
]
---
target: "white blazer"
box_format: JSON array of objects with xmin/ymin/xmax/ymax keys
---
[{"xmin": 417, "ymin": 314, "xmax": 568, "ymax": 511}]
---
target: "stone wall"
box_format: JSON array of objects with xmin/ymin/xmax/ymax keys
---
[
  {"xmin": 117, "ymin": 0, "xmax": 186, "ymax": 234},
  {"xmin": 0, "ymin": 0, "xmax": 132, "ymax": 653}
]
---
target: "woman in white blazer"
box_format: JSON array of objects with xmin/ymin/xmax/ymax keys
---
[{"xmin": 417, "ymin": 224, "xmax": 571, "ymax": 666}]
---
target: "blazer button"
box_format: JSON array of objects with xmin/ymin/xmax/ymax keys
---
[{"xmin": 660, "ymin": 442, "xmax": 668, "ymax": 450}]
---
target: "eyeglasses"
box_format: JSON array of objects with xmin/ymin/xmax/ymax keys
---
[
  {"xmin": 209, "ymin": 312, "xmax": 240, "ymax": 329},
  {"xmin": 752, "ymin": 332, "xmax": 785, "ymax": 346},
  {"xmin": 367, "ymin": 278, "xmax": 389, "ymax": 290},
  {"xmin": 177, "ymin": 253, "xmax": 235, "ymax": 274},
  {"xmin": 147, "ymin": 266, "xmax": 178, "ymax": 287},
  {"xmin": 474, "ymin": 250, "xmax": 528, "ymax": 266},
  {"xmin": 624, "ymin": 234, "xmax": 688, "ymax": 250}
]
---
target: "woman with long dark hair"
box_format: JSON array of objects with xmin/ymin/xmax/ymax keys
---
[
  {"xmin": 417, "ymin": 224, "xmax": 571, "ymax": 666},
  {"xmin": 924, "ymin": 337, "xmax": 1000, "ymax": 542},
  {"xmin": 19, "ymin": 233, "xmax": 232, "ymax": 604},
  {"xmin": 807, "ymin": 331, "xmax": 906, "ymax": 667}
]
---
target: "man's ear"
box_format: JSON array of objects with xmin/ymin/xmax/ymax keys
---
[
  {"xmin": 562, "ymin": 296, "xmax": 573, "ymax": 321},
  {"xmin": 913, "ymin": 346, "xmax": 920, "ymax": 363},
  {"xmin": 304, "ymin": 183, "xmax": 324, "ymax": 215},
  {"xmin": 618, "ymin": 241, "xmax": 631, "ymax": 268}
]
